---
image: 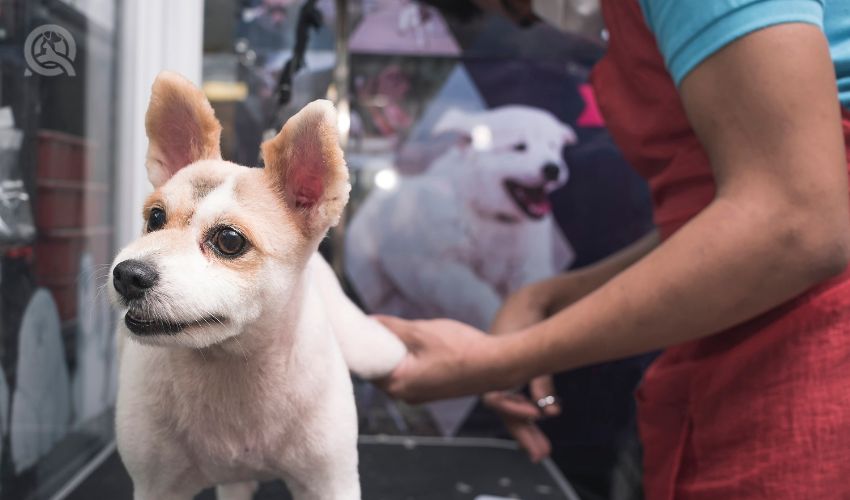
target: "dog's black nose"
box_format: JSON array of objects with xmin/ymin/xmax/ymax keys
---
[
  {"xmin": 113, "ymin": 260, "xmax": 158, "ymax": 300},
  {"xmin": 542, "ymin": 163, "xmax": 561, "ymax": 181}
]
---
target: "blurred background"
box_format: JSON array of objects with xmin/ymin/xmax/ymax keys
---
[{"xmin": 0, "ymin": 0, "xmax": 656, "ymax": 498}]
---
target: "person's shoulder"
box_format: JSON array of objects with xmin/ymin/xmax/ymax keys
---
[{"xmin": 640, "ymin": 0, "xmax": 826, "ymax": 86}]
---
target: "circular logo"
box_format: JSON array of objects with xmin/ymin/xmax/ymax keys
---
[{"xmin": 24, "ymin": 24, "xmax": 77, "ymax": 77}]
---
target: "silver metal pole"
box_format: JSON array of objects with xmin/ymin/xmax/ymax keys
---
[{"xmin": 331, "ymin": 0, "xmax": 350, "ymax": 278}]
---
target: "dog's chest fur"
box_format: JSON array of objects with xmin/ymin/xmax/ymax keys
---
[
  {"xmin": 172, "ymin": 354, "xmax": 293, "ymax": 462},
  {"xmin": 463, "ymin": 208, "xmax": 558, "ymax": 293},
  {"xmin": 120, "ymin": 308, "xmax": 351, "ymax": 482},
  {"xmin": 125, "ymin": 350, "xmax": 285, "ymax": 474}
]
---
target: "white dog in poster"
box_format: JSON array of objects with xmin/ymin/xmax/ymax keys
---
[{"xmin": 346, "ymin": 105, "xmax": 576, "ymax": 330}]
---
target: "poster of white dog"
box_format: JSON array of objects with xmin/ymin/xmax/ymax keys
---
[{"xmin": 346, "ymin": 104, "xmax": 576, "ymax": 332}]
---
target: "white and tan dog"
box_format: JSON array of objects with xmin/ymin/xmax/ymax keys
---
[{"xmin": 110, "ymin": 72, "xmax": 406, "ymax": 500}]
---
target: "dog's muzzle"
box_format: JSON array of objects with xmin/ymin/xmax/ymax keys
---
[{"xmin": 542, "ymin": 163, "xmax": 561, "ymax": 182}]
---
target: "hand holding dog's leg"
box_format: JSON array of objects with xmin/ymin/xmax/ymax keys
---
[{"xmin": 216, "ymin": 481, "xmax": 258, "ymax": 500}]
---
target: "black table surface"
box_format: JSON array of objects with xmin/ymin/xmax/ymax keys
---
[{"xmin": 65, "ymin": 436, "xmax": 580, "ymax": 500}]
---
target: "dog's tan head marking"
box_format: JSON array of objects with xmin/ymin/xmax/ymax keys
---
[
  {"xmin": 110, "ymin": 71, "xmax": 349, "ymax": 349},
  {"xmin": 192, "ymin": 177, "xmax": 223, "ymax": 201}
]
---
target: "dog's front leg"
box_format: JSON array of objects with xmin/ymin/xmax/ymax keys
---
[
  {"xmin": 280, "ymin": 445, "xmax": 361, "ymax": 500},
  {"xmin": 127, "ymin": 461, "xmax": 203, "ymax": 500},
  {"xmin": 285, "ymin": 471, "xmax": 361, "ymax": 500},
  {"xmin": 132, "ymin": 483, "xmax": 201, "ymax": 500},
  {"xmin": 216, "ymin": 481, "xmax": 259, "ymax": 500}
]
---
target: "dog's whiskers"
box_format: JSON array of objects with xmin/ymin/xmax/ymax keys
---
[
  {"xmin": 233, "ymin": 336, "xmax": 249, "ymax": 365},
  {"xmin": 86, "ymin": 263, "xmax": 113, "ymax": 282}
]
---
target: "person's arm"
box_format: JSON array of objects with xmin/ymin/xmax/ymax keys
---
[
  {"xmin": 481, "ymin": 229, "xmax": 658, "ymax": 462},
  {"xmin": 490, "ymin": 229, "xmax": 660, "ymax": 335},
  {"xmin": 505, "ymin": 21, "xmax": 849, "ymax": 380},
  {"xmin": 379, "ymin": 23, "xmax": 850, "ymax": 402}
]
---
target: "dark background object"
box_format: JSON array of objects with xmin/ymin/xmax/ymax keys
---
[{"xmin": 66, "ymin": 437, "xmax": 580, "ymax": 500}]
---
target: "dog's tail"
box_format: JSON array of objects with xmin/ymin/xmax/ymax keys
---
[{"xmin": 309, "ymin": 254, "xmax": 407, "ymax": 380}]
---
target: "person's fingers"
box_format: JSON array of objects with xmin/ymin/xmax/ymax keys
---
[
  {"xmin": 519, "ymin": 422, "xmax": 551, "ymax": 463},
  {"xmin": 373, "ymin": 352, "xmax": 407, "ymax": 394},
  {"xmin": 527, "ymin": 424, "xmax": 552, "ymax": 462},
  {"xmin": 372, "ymin": 315, "xmax": 420, "ymax": 348},
  {"xmin": 529, "ymin": 375, "xmax": 561, "ymax": 417},
  {"xmin": 484, "ymin": 393, "xmax": 540, "ymax": 420},
  {"xmin": 372, "ymin": 314, "xmax": 408, "ymax": 331},
  {"xmin": 483, "ymin": 391, "xmax": 541, "ymax": 420},
  {"xmin": 379, "ymin": 375, "xmax": 418, "ymax": 404},
  {"xmin": 506, "ymin": 419, "xmax": 551, "ymax": 463},
  {"xmin": 505, "ymin": 419, "xmax": 539, "ymax": 457}
]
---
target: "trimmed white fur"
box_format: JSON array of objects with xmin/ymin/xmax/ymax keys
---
[{"xmin": 112, "ymin": 72, "xmax": 405, "ymax": 500}]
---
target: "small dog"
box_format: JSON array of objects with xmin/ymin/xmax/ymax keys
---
[
  {"xmin": 346, "ymin": 105, "xmax": 576, "ymax": 330},
  {"xmin": 110, "ymin": 72, "xmax": 406, "ymax": 500}
]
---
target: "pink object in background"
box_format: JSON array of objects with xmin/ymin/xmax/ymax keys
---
[
  {"xmin": 576, "ymin": 84, "xmax": 605, "ymax": 128},
  {"xmin": 350, "ymin": 0, "xmax": 460, "ymax": 56}
]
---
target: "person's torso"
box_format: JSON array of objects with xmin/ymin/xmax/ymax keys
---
[{"xmin": 593, "ymin": 0, "xmax": 850, "ymax": 238}]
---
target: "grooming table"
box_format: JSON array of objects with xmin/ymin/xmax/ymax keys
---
[
  {"xmin": 65, "ymin": 436, "xmax": 581, "ymax": 500},
  {"xmin": 354, "ymin": 435, "xmax": 580, "ymax": 500}
]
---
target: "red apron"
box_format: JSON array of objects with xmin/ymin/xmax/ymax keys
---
[{"xmin": 592, "ymin": 1, "xmax": 850, "ymax": 498}]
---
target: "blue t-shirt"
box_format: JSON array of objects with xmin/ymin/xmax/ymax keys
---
[{"xmin": 638, "ymin": 0, "xmax": 850, "ymax": 107}]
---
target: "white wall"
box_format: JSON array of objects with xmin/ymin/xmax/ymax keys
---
[{"xmin": 114, "ymin": 0, "xmax": 205, "ymax": 248}]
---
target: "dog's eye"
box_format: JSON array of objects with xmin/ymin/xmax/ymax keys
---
[
  {"xmin": 513, "ymin": 142, "xmax": 527, "ymax": 152},
  {"xmin": 212, "ymin": 227, "xmax": 247, "ymax": 257},
  {"xmin": 147, "ymin": 208, "xmax": 166, "ymax": 232}
]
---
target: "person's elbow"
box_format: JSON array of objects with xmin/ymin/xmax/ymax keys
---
[
  {"xmin": 803, "ymin": 227, "xmax": 850, "ymax": 281},
  {"xmin": 785, "ymin": 207, "xmax": 850, "ymax": 283}
]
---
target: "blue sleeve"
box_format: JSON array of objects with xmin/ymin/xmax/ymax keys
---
[{"xmin": 638, "ymin": 0, "xmax": 825, "ymax": 85}]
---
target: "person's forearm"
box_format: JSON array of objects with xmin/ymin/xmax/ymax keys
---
[
  {"xmin": 539, "ymin": 229, "xmax": 660, "ymax": 315},
  {"xmin": 489, "ymin": 230, "xmax": 659, "ymax": 335},
  {"xmin": 500, "ymin": 194, "xmax": 849, "ymax": 384}
]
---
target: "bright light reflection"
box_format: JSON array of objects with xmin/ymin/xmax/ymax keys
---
[
  {"xmin": 374, "ymin": 168, "xmax": 399, "ymax": 190},
  {"xmin": 471, "ymin": 124, "xmax": 492, "ymax": 151}
]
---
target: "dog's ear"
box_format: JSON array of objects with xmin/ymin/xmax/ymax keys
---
[
  {"xmin": 261, "ymin": 100, "xmax": 349, "ymax": 237},
  {"xmin": 562, "ymin": 124, "xmax": 578, "ymax": 146},
  {"xmin": 433, "ymin": 108, "xmax": 483, "ymax": 149},
  {"xmin": 432, "ymin": 108, "xmax": 475, "ymax": 136},
  {"xmin": 145, "ymin": 71, "xmax": 222, "ymax": 188}
]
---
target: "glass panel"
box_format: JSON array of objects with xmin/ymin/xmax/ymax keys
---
[
  {"xmin": 0, "ymin": 1, "xmax": 119, "ymax": 497},
  {"xmin": 203, "ymin": 0, "xmax": 339, "ymax": 165}
]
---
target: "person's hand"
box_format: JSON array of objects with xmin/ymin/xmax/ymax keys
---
[
  {"xmin": 483, "ymin": 375, "xmax": 560, "ymax": 462},
  {"xmin": 375, "ymin": 315, "xmax": 515, "ymax": 403},
  {"xmin": 485, "ymin": 282, "xmax": 561, "ymax": 462},
  {"xmin": 489, "ymin": 283, "xmax": 548, "ymax": 336}
]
